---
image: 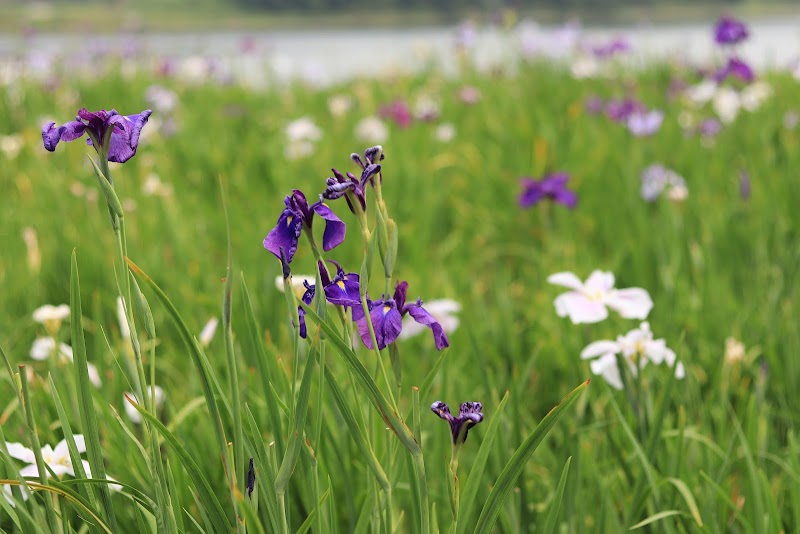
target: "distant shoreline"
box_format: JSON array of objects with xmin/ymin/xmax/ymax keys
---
[{"xmin": 2, "ymin": 2, "xmax": 799, "ymax": 34}]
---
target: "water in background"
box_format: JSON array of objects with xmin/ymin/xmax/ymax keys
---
[{"xmin": 1, "ymin": 16, "xmax": 799, "ymax": 86}]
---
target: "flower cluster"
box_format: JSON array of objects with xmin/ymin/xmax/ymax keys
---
[
  {"xmin": 3, "ymin": 436, "xmax": 121, "ymax": 505},
  {"xmin": 549, "ymin": 270, "xmax": 684, "ymax": 389},
  {"xmin": 263, "ymin": 147, "xmax": 452, "ymax": 353}
]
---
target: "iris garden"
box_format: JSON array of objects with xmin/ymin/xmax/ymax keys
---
[{"xmin": 1, "ymin": 14, "xmax": 800, "ymax": 533}]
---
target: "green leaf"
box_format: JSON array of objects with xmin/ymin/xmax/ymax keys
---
[
  {"xmin": 666, "ymin": 477, "xmax": 703, "ymax": 527},
  {"xmin": 474, "ymin": 380, "xmax": 589, "ymax": 534},
  {"xmin": 457, "ymin": 391, "xmax": 509, "ymax": 534},
  {"xmin": 629, "ymin": 510, "xmax": 684, "ymax": 530},
  {"xmin": 300, "ymin": 302, "xmax": 420, "ymax": 455},
  {"xmin": 542, "ymin": 457, "xmax": 572, "ymax": 534},
  {"xmin": 125, "ymin": 396, "xmax": 232, "ymax": 532},
  {"xmin": 70, "ymin": 251, "xmax": 118, "ymax": 531}
]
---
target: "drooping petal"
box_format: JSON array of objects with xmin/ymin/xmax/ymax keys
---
[
  {"xmin": 42, "ymin": 120, "xmax": 86, "ymax": 152},
  {"xmin": 405, "ymin": 303, "xmax": 450, "ymax": 350},
  {"xmin": 606, "ymin": 288, "xmax": 653, "ymax": 319},
  {"xmin": 5, "ymin": 442, "xmax": 35, "ymax": 464},
  {"xmin": 580, "ymin": 340, "xmax": 620, "ymax": 359},
  {"xmin": 554, "ymin": 292, "xmax": 608, "ymax": 324},
  {"xmin": 589, "ymin": 353, "xmax": 624, "ymax": 390},
  {"xmin": 430, "ymin": 401, "xmax": 454, "ymax": 422},
  {"xmin": 546, "ymin": 271, "xmax": 584, "ymax": 290},
  {"xmin": 105, "ymin": 110, "xmax": 152, "ymax": 163},
  {"xmin": 263, "ymin": 209, "xmax": 303, "ymax": 263},
  {"xmin": 312, "ymin": 201, "xmax": 346, "ymax": 252}
]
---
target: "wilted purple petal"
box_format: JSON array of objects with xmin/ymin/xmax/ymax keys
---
[{"xmin": 263, "ymin": 209, "xmax": 303, "ymax": 263}]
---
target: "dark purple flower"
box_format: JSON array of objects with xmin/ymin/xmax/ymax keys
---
[
  {"xmin": 713, "ymin": 56, "xmax": 755, "ymax": 83},
  {"xmin": 42, "ymin": 108, "xmax": 152, "ymax": 163},
  {"xmin": 318, "ymin": 260, "xmax": 361, "ymax": 307},
  {"xmin": 246, "ymin": 458, "xmax": 255, "ymax": 499},
  {"xmin": 714, "ymin": 16, "xmax": 749, "ymax": 46},
  {"xmin": 353, "ymin": 281, "xmax": 449, "ymax": 351},
  {"xmin": 323, "ymin": 162, "xmax": 381, "ymax": 214},
  {"xmin": 431, "ymin": 401, "xmax": 484, "ymax": 445},
  {"xmin": 263, "ymin": 189, "xmax": 346, "ymax": 264},
  {"xmin": 297, "ymin": 280, "xmax": 315, "ymax": 339},
  {"xmin": 605, "ymin": 98, "xmax": 645, "ymax": 123},
  {"xmin": 519, "ymin": 172, "xmax": 577, "ymax": 209}
]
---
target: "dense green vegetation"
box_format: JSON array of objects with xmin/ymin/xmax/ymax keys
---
[{"xmin": 1, "ymin": 44, "xmax": 799, "ymax": 532}]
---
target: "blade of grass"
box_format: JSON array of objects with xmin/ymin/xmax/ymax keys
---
[
  {"xmin": 300, "ymin": 302, "xmax": 420, "ymax": 456},
  {"xmin": 126, "ymin": 395, "xmax": 232, "ymax": 532},
  {"xmin": 457, "ymin": 390, "xmax": 510, "ymax": 534},
  {"xmin": 542, "ymin": 456, "xmax": 572, "ymax": 534},
  {"xmin": 126, "ymin": 258, "xmax": 230, "ymax": 479},
  {"xmin": 474, "ymin": 379, "xmax": 589, "ymax": 534},
  {"xmin": 629, "ymin": 510, "xmax": 684, "ymax": 530},
  {"xmin": 240, "ymin": 274, "xmax": 287, "ymax": 455},
  {"xmin": 70, "ymin": 251, "xmax": 118, "ymax": 531},
  {"xmin": 666, "ymin": 478, "xmax": 703, "ymax": 528}
]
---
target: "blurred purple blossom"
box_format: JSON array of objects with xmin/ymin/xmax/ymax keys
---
[
  {"xmin": 458, "ymin": 85, "xmax": 481, "ymax": 104},
  {"xmin": 591, "ymin": 37, "xmax": 631, "ymax": 59},
  {"xmin": 584, "ymin": 96, "xmax": 604, "ymax": 114},
  {"xmin": 627, "ymin": 109, "xmax": 664, "ymax": 137},
  {"xmin": 379, "ymin": 100, "xmax": 413, "ymax": 128},
  {"xmin": 605, "ymin": 98, "xmax": 645, "ymax": 123},
  {"xmin": 714, "ymin": 16, "xmax": 749, "ymax": 46},
  {"xmin": 640, "ymin": 164, "xmax": 687, "ymax": 202},
  {"xmin": 519, "ymin": 172, "xmax": 577, "ymax": 209},
  {"xmin": 714, "ymin": 57, "xmax": 755, "ymax": 83}
]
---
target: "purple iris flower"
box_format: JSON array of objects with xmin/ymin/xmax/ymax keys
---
[
  {"xmin": 318, "ymin": 260, "xmax": 361, "ymax": 307},
  {"xmin": 431, "ymin": 401, "xmax": 484, "ymax": 445},
  {"xmin": 297, "ymin": 281, "xmax": 315, "ymax": 339},
  {"xmin": 605, "ymin": 98, "xmax": 645, "ymax": 123},
  {"xmin": 714, "ymin": 16, "xmax": 749, "ymax": 46},
  {"xmin": 352, "ymin": 281, "xmax": 449, "ymax": 351},
  {"xmin": 591, "ymin": 37, "xmax": 631, "ymax": 59},
  {"xmin": 627, "ymin": 109, "xmax": 664, "ymax": 137},
  {"xmin": 323, "ymin": 162, "xmax": 381, "ymax": 214},
  {"xmin": 42, "ymin": 108, "xmax": 152, "ymax": 163},
  {"xmin": 713, "ymin": 56, "xmax": 755, "ymax": 83},
  {"xmin": 519, "ymin": 172, "xmax": 577, "ymax": 209},
  {"xmin": 263, "ymin": 189, "xmax": 346, "ymax": 264}
]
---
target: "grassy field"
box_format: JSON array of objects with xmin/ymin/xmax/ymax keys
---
[{"xmin": 1, "ymin": 27, "xmax": 799, "ymax": 533}]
